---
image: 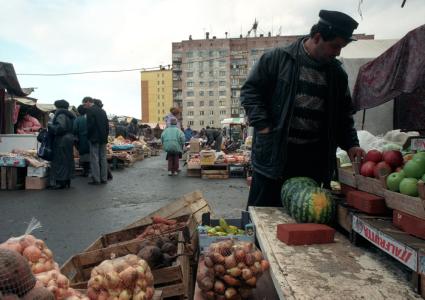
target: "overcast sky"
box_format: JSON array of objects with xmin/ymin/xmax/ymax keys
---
[{"xmin": 1, "ymin": 0, "xmax": 424, "ymax": 118}]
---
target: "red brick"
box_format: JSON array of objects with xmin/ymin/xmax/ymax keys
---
[
  {"xmin": 340, "ymin": 184, "xmax": 357, "ymax": 196},
  {"xmin": 346, "ymin": 190, "xmax": 388, "ymax": 215},
  {"xmin": 393, "ymin": 210, "xmax": 425, "ymax": 240},
  {"xmin": 276, "ymin": 223, "xmax": 335, "ymax": 245}
]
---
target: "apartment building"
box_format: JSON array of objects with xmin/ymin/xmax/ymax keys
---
[
  {"xmin": 141, "ymin": 67, "xmax": 173, "ymax": 124},
  {"xmin": 172, "ymin": 33, "xmax": 373, "ymax": 130}
]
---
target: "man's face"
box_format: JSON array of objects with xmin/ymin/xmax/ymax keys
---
[
  {"xmin": 83, "ymin": 101, "xmax": 93, "ymax": 109},
  {"xmin": 313, "ymin": 34, "xmax": 349, "ymax": 63}
]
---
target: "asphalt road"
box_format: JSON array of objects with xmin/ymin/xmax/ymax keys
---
[{"xmin": 0, "ymin": 154, "xmax": 249, "ymax": 264}]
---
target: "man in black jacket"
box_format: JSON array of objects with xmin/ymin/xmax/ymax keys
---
[
  {"xmin": 84, "ymin": 97, "xmax": 109, "ymax": 185},
  {"xmin": 241, "ymin": 10, "xmax": 365, "ymax": 207}
]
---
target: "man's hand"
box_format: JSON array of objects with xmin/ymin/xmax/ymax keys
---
[
  {"xmin": 348, "ymin": 146, "xmax": 366, "ymax": 163},
  {"xmin": 258, "ymin": 127, "xmax": 270, "ymax": 134}
]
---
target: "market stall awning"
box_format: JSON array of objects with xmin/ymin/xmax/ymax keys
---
[
  {"xmin": 36, "ymin": 103, "xmax": 56, "ymax": 112},
  {"xmin": 0, "ymin": 62, "xmax": 28, "ymax": 97},
  {"xmin": 352, "ymin": 25, "xmax": 425, "ymax": 111}
]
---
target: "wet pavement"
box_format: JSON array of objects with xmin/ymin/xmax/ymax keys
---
[{"xmin": 0, "ymin": 154, "xmax": 249, "ymax": 264}]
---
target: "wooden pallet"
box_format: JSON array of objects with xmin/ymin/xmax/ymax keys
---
[
  {"xmin": 0, "ymin": 166, "xmax": 26, "ymax": 190},
  {"xmin": 61, "ymin": 232, "xmax": 190, "ymax": 299}
]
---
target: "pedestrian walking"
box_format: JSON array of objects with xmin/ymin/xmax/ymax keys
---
[
  {"xmin": 184, "ymin": 126, "xmax": 193, "ymax": 143},
  {"xmin": 161, "ymin": 117, "xmax": 185, "ymax": 176},
  {"xmin": 73, "ymin": 105, "xmax": 90, "ymax": 177},
  {"xmin": 48, "ymin": 100, "xmax": 75, "ymax": 189},
  {"xmin": 84, "ymin": 97, "xmax": 109, "ymax": 185},
  {"xmin": 241, "ymin": 10, "xmax": 366, "ymax": 207}
]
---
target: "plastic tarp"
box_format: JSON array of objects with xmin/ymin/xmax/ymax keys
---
[
  {"xmin": 0, "ymin": 62, "xmax": 27, "ymax": 97},
  {"xmin": 352, "ymin": 25, "xmax": 425, "ymax": 111}
]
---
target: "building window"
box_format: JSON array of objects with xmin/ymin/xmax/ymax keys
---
[
  {"xmin": 209, "ymin": 61, "xmax": 214, "ymax": 68},
  {"xmin": 209, "ymin": 100, "xmax": 214, "ymax": 106},
  {"xmin": 186, "ymin": 51, "xmax": 193, "ymax": 58},
  {"xmin": 198, "ymin": 50, "xmax": 205, "ymax": 58},
  {"xmin": 162, "ymin": 88, "xmax": 164, "ymax": 92},
  {"xmin": 231, "ymin": 108, "xmax": 239, "ymax": 115},
  {"xmin": 232, "ymin": 90, "xmax": 238, "ymax": 97},
  {"xmin": 198, "ymin": 61, "xmax": 204, "ymax": 68},
  {"xmin": 219, "ymin": 60, "xmax": 226, "ymax": 67},
  {"xmin": 200, "ymin": 111, "xmax": 205, "ymax": 116},
  {"xmin": 209, "ymin": 120, "xmax": 214, "ymax": 125},
  {"xmin": 209, "ymin": 50, "xmax": 214, "ymax": 57},
  {"xmin": 251, "ymin": 49, "xmax": 258, "ymax": 55},
  {"xmin": 219, "ymin": 71, "xmax": 226, "ymax": 77},
  {"xmin": 162, "ymin": 80, "xmax": 164, "ymax": 84},
  {"xmin": 220, "ymin": 110, "xmax": 226, "ymax": 115},
  {"xmin": 219, "ymin": 100, "xmax": 225, "ymax": 106},
  {"xmin": 188, "ymin": 120, "xmax": 194, "ymax": 125},
  {"xmin": 219, "ymin": 90, "xmax": 226, "ymax": 96},
  {"xmin": 232, "ymin": 98, "xmax": 239, "ymax": 105},
  {"xmin": 219, "ymin": 50, "xmax": 227, "ymax": 56},
  {"xmin": 200, "ymin": 100, "xmax": 205, "ymax": 106},
  {"xmin": 157, "ymin": 81, "xmax": 160, "ymax": 85},
  {"xmin": 219, "ymin": 81, "xmax": 226, "ymax": 87},
  {"xmin": 188, "ymin": 111, "xmax": 194, "ymax": 116},
  {"xmin": 186, "ymin": 101, "xmax": 194, "ymax": 107},
  {"xmin": 162, "ymin": 95, "xmax": 164, "ymax": 99},
  {"xmin": 187, "ymin": 72, "xmax": 193, "ymax": 77},
  {"xmin": 187, "ymin": 91, "xmax": 194, "ymax": 97},
  {"xmin": 209, "ymin": 81, "xmax": 214, "ymax": 87},
  {"xmin": 187, "ymin": 62, "xmax": 193, "ymax": 69},
  {"xmin": 200, "ymin": 120, "xmax": 204, "ymax": 126},
  {"xmin": 208, "ymin": 91, "xmax": 214, "ymax": 97},
  {"xmin": 187, "ymin": 81, "xmax": 194, "ymax": 87},
  {"xmin": 209, "ymin": 70, "xmax": 214, "ymax": 77},
  {"xmin": 199, "ymin": 81, "xmax": 205, "ymax": 87},
  {"xmin": 199, "ymin": 91, "xmax": 205, "ymax": 96},
  {"xmin": 199, "ymin": 71, "xmax": 204, "ymax": 78}
]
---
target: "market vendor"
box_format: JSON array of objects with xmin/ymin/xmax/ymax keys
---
[
  {"xmin": 127, "ymin": 118, "xmax": 139, "ymax": 141},
  {"xmin": 241, "ymin": 10, "xmax": 365, "ymax": 207}
]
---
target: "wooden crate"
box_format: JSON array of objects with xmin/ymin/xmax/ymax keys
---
[
  {"xmin": 201, "ymin": 164, "xmax": 229, "ymax": 179},
  {"xmin": 338, "ymin": 166, "xmax": 357, "ymax": 187},
  {"xmin": 355, "ymin": 174, "xmax": 384, "ymax": 196},
  {"xmin": 0, "ymin": 166, "xmax": 26, "ymax": 190},
  {"xmin": 84, "ymin": 214, "xmax": 195, "ymax": 251},
  {"xmin": 61, "ymin": 232, "xmax": 190, "ymax": 299},
  {"xmin": 186, "ymin": 169, "xmax": 201, "ymax": 177}
]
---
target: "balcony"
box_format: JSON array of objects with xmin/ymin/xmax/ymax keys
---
[{"xmin": 173, "ymin": 81, "xmax": 182, "ymax": 90}]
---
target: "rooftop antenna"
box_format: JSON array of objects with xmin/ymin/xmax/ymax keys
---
[
  {"xmin": 247, "ymin": 18, "xmax": 259, "ymax": 37},
  {"xmin": 277, "ymin": 26, "xmax": 282, "ymax": 36}
]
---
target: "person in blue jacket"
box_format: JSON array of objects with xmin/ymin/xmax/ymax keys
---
[{"xmin": 161, "ymin": 118, "xmax": 185, "ymax": 176}]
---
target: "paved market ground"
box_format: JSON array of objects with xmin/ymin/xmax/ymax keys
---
[{"xmin": 0, "ymin": 154, "xmax": 249, "ymax": 264}]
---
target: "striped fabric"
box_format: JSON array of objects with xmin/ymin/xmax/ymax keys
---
[{"xmin": 288, "ymin": 42, "xmax": 328, "ymax": 144}]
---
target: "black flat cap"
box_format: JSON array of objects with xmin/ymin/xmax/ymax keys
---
[
  {"xmin": 54, "ymin": 99, "xmax": 69, "ymax": 109},
  {"xmin": 319, "ymin": 10, "xmax": 358, "ymax": 41}
]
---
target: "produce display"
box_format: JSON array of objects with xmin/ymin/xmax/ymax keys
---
[
  {"xmin": 197, "ymin": 240, "xmax": 269, "ymax": 299},
  {"xmin": 203, "ymin": 219, "xmax": 245, "ymax": 237},
  {"xmin": 136, "ymin": 216, "xmax": 186, "ymax": 240},
  {"xmin": 137, "ymin": 234, "xmax": 178, "ymax": 269},
  {"xmin": 281, "ymin": 177, "xmax": 334, "ymax": 224},
  {"xmin": 35, "ymin": 269, "xmax": 87, "ymax": 300},
  {"xmin": 87, "ymin": 254, "xmax": 154, "ymax": 300},
  {"xmin": 385, "ymin": 151, "xmax": 425, "ymax": 196},
  {"xmin": 360, "ymin": 150, "xmax": 404, "ymax": 179}
]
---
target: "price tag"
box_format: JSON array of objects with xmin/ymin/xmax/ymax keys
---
[{"xmin": 410, "ymin": 138, "xmax": 425, "ymax": 151}]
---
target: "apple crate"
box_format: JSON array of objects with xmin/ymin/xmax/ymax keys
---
[
  {"xmin": 383, "ymin": 178, "xmax": 425, "ymax": 221},
  {"xmin": 337, "ymin": 166, "xmax": 357, "ymax": 188},
  {"xmin": 353, "ymin": 161, "xmax": 384, "ymax": 196}
]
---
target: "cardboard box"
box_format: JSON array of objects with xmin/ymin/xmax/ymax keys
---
[
  {"xmin": 25, "ymin": 176, "xmax": 48, "ymax": 190},
  {"xmin": 200, "ymin": 150, "xmax": 216, "ymax": 165},
  {"xmin": 189, "ymin": 138, "xmax": 201, "ymax": 153},
  {"xmin": 276, "ymin": 223, "xmax": 335, "ymax": 245},
  {"xmin": 27, "ymin": 166, "xmax": 49, "ymax": 178},
  {"xmin": 197, "ymin": 211, "xmax": 255, "ymax": 253}
]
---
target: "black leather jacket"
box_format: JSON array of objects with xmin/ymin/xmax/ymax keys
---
[{"xmin": 241, "ymin": 37, "xmax": 359, "ymax": 181}]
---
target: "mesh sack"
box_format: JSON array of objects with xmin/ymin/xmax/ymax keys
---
[
  {"xmin": 198, "ymin": 240, "xmax": 270, "ymax": 299},
  {"xmin": 87, "ymin": 254, "xmax": 154, "ymax": 300},
  {"xmin": 0, "ymin": 248, "xmax": 36, "ymax": 297},
  {"xmin": 21, "ymin": 287, "xmax": 55, "ymax": 300}
]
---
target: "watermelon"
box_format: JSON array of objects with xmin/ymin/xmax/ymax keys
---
[
  {"xmin": 281, "ymin": 177, "xmax": 317, "ymax": 210},
  {"xmin": 289, "ymin": 186, "xmax": 334, "ymax": 224}
]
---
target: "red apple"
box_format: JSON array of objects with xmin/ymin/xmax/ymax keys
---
[
  {"xmin": 360, "ymin": 161, "xmax": 376, "ymax": 177},
  {"xmin": 373, "ymin": 161, "xmax": 392, "ymax": 179},
  {"xmin": 382, "ymin": 150, "xmax": 403, "ymax": 168},
  {"xmin": 365, "ymin": 150, "xmax": 383, "ymax": 163},
  {"xmin": 395, "ymin": 166, "xmax": 403, "ymax": 172}
]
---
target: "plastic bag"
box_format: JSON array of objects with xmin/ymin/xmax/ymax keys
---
[
  {"xmin": 198, "ymin": 240, "xmax": 270, "ymax": 299},
  {"xmin": 87, "ymin": 254, "xmax": 154, "ymax": 300}
]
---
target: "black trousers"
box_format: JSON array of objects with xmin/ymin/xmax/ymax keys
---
[{"xmin": 246, "ymin": 142, "xmax": 330, "ymax": 209}]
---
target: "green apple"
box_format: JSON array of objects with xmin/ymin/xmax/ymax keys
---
[
  {"xmin": 403, "ymin": 160, "xmax": 425, "ymax": 179},
  {"xmin": 399, "ymin": 178, "xmax": 419, "ymax": 197},
  {"xmin": 386, "ymin": 172, "xmax": 405, "ymax": 192},
  {"xmin": 414, "ymin": 151, "xmax": 425, "ymax": 161},
  {"xmin": 412, "ymin": 156, "xmax": 425, "ymax": 169}
]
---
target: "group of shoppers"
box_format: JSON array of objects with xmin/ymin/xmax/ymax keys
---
[{"xmin": 48, "ymin": 97, "xmax": 110, "ymax": 189}]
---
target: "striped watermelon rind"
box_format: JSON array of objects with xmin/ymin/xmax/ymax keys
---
[
  {"xmin": 290, "ymin": 186, "xmax": 334, "ymax": 224},
  {"xmin": 281, "ymin": 177, "xmax": 317, "ymax": 211}
]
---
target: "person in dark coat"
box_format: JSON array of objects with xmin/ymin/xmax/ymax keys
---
[
  {"xmin": 48, "ymin": 100, "xmax": 75, "ymax": 189},
  {"xmin": 85, "ymin": 97, "xmax": 109, "ymax": 185},
  {"xmin": 241, "ymin": 10, "xmax": 366, "ymax": 208},
  {"xmin": 73, "ymin": 105, "xmax": 90, "ymax": 176},
  {"xmin": 127, "ymin": 118, "xmax": 139, "ymax": 141}
]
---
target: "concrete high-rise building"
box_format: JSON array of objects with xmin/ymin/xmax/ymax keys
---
[
  {"xmin": 141, "ymin": 67, "xmax": 173, "ymax": 124},
  {"xmin": 172, "ymin": 32, "xmax": 373, "ymax": 130}
]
